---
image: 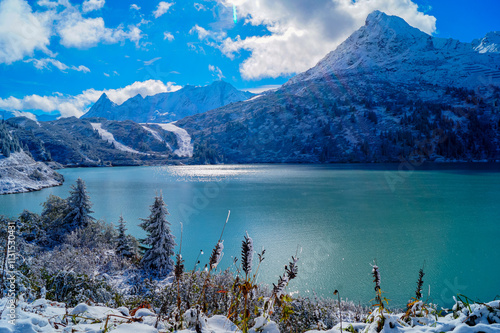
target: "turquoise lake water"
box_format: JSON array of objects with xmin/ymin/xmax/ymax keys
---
[{"xmin": 1, "ymin": 164, "xmax": 499, "ymax": 308}]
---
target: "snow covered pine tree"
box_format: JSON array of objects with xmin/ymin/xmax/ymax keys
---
[
  {"xmin": 63, "ymin": 178, "xmax": 95, "ymax": 233},
  {"xmin": 140, "ymin": 194, "xmax": 176, "ymax": 278},
  {"xmin": 116, "ymin": 214, "xmax": 133, "ymax": 258}
]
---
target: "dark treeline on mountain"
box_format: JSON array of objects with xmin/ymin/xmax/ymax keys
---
[
  {"xmin": 0, "ymin": 120, "xmax": 23, "ymax": 157},
  {"xmin": 179, "ymin": 83, "xmax": 500, "ymax": 164}
]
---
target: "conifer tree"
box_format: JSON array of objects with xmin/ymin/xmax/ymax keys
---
[
  {"xmin": 64, "ymin": 178, "xmax": 95, "ymax": 232},
  {"xmin": 116, "ymin": 214, "xmax": 133, "ymax": 258},
  {"xmin": 140, "ymin": 194, "xmax": 176, "ymax": 278}
]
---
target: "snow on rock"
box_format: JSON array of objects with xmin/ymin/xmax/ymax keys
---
[
  {"xmin": 151, "ymin": 122, "xmax": 193, "ymax": 157},
  {"xmin": 71, "ymin": 303, "xmax": 90, "ymax": 315},
  {"xmin": 0, "ymin": 152, "xmax": 64, "ymax": 195},
  {"xmin": 134, "ymin": 308, "xmax": 155, "ymax": 317},
  {"xmin": 249, "ymin": 316, "xmax": 280, "ymax": 333},
  {"xmin": 118, "ymin": 306, "xmax": 130, "ymax": 316},
  {"xmin": 90, "ymin": 123, "xmax": 143, "ymax": 154}
]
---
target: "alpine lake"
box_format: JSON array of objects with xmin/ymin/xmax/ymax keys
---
[{"xmin": 1, "ymin": 163, "xmax": 499, "ymax": 308}]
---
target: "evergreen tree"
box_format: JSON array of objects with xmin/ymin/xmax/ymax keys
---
[
  {"xmin": 63, "ymin": 178, "xmax": 95, "ymax": 232},
  {"xmin": 115, "ymin": 214, "xmax": 133, "ymax": 258},
  {"xmin": 140, "ymin": 194, "xmax": 176, "ymax": 278}
]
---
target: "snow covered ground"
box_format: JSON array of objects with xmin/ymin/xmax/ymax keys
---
[
  {"xmin": 1, "ymin": 297, "xmax": 498, "ymax": 333},
  {"xmin": 149, "ymin": 122, "xmax": 194, "ymax": 158},
  {"xmin": 90, "ymin": 123, "xmax": 143, "ymax": 154},
  {"xmin": 0, "ymin": 152, "xmax": 64, "ymax": 195}
]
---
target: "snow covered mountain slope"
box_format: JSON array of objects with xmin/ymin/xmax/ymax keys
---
[
  {"xmin": 144, "ymin": 123, "xmax": 193, "ymax": 157},
  {"xmin": 286, "ymin": 11, "xmax": 500, "ymax": 90},
  {"xmin": 0, "ymin": 152, "xmax": 64, "ymax": 194},
  {"xmin": 176, "ymin": 11, "xmax": 500, "ymax": 164},
  {"xmin": 82, "ymin": 81, "xmax": 254, "ymax": 123},
  {"xmin": 473, "ymin": 31, "xmax": 500, "ymax": 54}
]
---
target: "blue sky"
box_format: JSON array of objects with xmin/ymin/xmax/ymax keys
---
[{"xmin": 0, "ymin": 0, "xmax": 499, "ymax": 118}]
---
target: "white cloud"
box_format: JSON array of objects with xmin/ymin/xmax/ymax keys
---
[
  {"xmin": 0, "ymin": 80, "xmax": 183, "ymax": 118},
  {"xmin": 189, "ymin": 24, "xmax": 210, "ymax": 40},
  {"xmin": 208, "ymin": 64, "xmax": 224, "ymax": 80},
  {"xmin": 163, "ymin": 31, "xmax": 174, "ymax": 41},
  {"xmin": 130, "ymin": 4, "xmax": 140, "ymax": 10},
  {"xmin": 82, "ymin": 0, "xmax": 105, "ymax": 13},
  {"xmin": 8, "ymin": 110, "xmax": 38, "ymax": 121},
  {"xmin": 57, "ymin": 9, "xmax": 144, "ymax": 48},
  {"xmin": 103, "ymin": 72, "xmax": 110, "ymax": 77},
  {"xmin": 153, "ymin": 1, "xmax": 174, "ymax": 18},
  {"xmin": 213, "ymin": 0, "xmax": 436, "ymax": 79},
  {"xmin": 194, "ymin": 3, "xmax": 206, "ymax": 11},
  {"xmin": 143, "ymin": 57, "xmax": 162, "ymax": 66},
  {"xmin": 24, "ymin": 57, "xmax": 90, "ymax": 73},
  {"xmin": 0, "ymin": 0, "xmax": 54, "ymax": 64},
  {"xmin": 72, "ymin": 65, "xmax": 90, "ymax": 72},
  {"xmin": 36, "ymin": 0, "xmax": 60, "ymax": 8}
]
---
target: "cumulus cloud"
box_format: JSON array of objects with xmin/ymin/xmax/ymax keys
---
[
  {"xmin": 0, "ymin": 0, "xmax": 144, "ymax": 66},
  {"xmin": 190, "ymin": 24, "xmax": 210, "ymax": 40},
  {"xmin": 130, "ymin": 4, "xmax": 140, "ymax": 10},
  {"xmin": 82, "ymin": 0, "xmax": 105, "ymax": 13},
  {"xmin": 0, "ymin": 80, "xmax": 182, "ymax": 118},
  {"xmin": 153, "ymin": 1, "xmax": 174, "ymax": 18},
  {"xmin": 0, "ymin": 0, "xmax": 54, "ymax": 64},
  {"xmin": 208, "ymin": 64, "xmax": 224, "ymax": 80},
  {"xmin": 212, "ymin": 0, "xmax": 436, "ymax": 79},
  {"xmin": 57, "ymin": 9, "xmax": 143, "ymax": 48},
  {"xmin": 25, "ymin": 57, "xmax": 90, "ymax": 72},
  {"xmin": 163, "ymin": 31, "xmax": 174, "ymax": 41}
]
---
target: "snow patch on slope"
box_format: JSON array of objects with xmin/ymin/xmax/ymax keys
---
[
  {"xmin": 141, "ymin": 125, "xmax": 172, "ymax": 150},
  {"xmin": 151, "ymin": 122, "xmax": 193, "ymax": 157},
  {"xmin": 90, "ymin": 123, "xmax": 143, "ymax": 154}
]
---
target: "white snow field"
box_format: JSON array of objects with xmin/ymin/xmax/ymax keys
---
[
  {"xmin": 149, "ymin": 122, "xmax": 194, "ymax": 158},
  {"xmin": 1, "ymin": 297, "xmax": 498, "ymax": 333},
  {"xmin": 90, "ymin": 123, "xmax": 143, "ymax": 154}
]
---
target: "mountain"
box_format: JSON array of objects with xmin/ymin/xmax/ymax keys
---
[
  {"xmin": 174, "ymin": 11, "xmax": 500, "ymax": 164},
  {"xmin": 473, "ymin": 31, "xmax": 500, "ymax": 54},
  {"xmin": 82, "ymin": 81, "xmax": 255, "ymax": 123},
  {"xmin": 5, "ymin": 116, "xmax": 192, "ymax": 167},
  {"xmin": 286, "ymin": 11, "xmax": 500, "ymax": 89}
]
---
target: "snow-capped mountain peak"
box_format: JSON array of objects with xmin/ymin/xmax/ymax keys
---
[
  {"xmin": 286, "ymin": 11, "xmax": 500, "ymax": 89},
  {"xmin": 82, "ymin": 81, "xmax": 254, "ymax": 123},
  {"xmin": 473, "ymin": 31, "xmax": 500, "ymax": 54}
]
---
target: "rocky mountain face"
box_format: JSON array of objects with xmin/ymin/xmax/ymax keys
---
[
  {"xmin": 175, "ymin": 11, "xmax": 500, "ymax": 164},
  {"xmin": 5, "ymin": 117, "xmax": 191, "ymax": 167},
  {"xmin": 81, "ymin": 81, "xmax": 254, "ymax": 123}
]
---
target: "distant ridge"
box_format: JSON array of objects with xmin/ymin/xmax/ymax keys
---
[{"xmin": 82, "ymin": 81, "xmax": 254, "ymax": 123}]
